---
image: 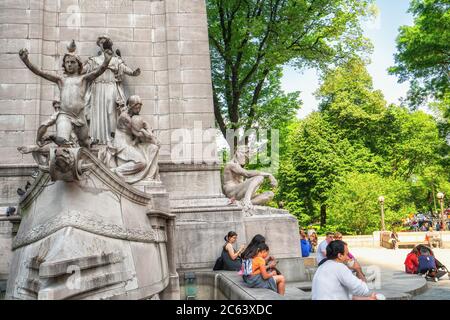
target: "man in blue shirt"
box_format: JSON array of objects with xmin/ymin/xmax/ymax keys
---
[{"xmin": 300, "ymin": 229, "xmax": 311, "ymax": 257}]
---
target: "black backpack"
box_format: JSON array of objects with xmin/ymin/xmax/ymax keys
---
[{"xmin": 212, "ymin": 256, "xmax": 224, "ymax": 271}]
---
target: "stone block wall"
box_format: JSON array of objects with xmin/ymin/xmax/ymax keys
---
[
  {"xmin": 0, "ymin": 219, "xmax": 12, "ymax": 281},
  {"xmin": 0, "ymin": 0, "xmax": 219, "ymax": 204}
]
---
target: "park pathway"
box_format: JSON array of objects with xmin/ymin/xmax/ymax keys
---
[{"xmin": 350, "ymin": 247, "xmax": 450, "ymax": 300}]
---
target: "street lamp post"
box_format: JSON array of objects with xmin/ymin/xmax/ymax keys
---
[
  {"xmin": 437, "ymin": 192, "xmax": 446, "ymax": 231},
  {"xmin": 378, "ymin": 196, "xmax": 385, "ymax": 231}
]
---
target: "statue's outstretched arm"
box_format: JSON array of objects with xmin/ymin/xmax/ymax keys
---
[
  {"xmin": 19, "ymin": 48, "xmax": 61, "ymax": 84},
  {"xmin": 230, "ymin": 164, "xmax": 268, "ymax": 178},
  {"xmin": 84, "ymin": 49, "xmax": 113, "ymax": 82},
  {"xmin": 230, "ymin": 164, "xmax": 278, "ymax": 187},
  {"xmin": 121, "ymin": 62, "xmax": 141, "ymax": 77}
]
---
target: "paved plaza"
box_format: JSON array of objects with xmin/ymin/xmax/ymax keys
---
[{"xmin": 351, "ymin": 247, "xmax": 450, "ymax": 300}]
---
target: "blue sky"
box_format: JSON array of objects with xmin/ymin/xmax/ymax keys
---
[{"xmin": 281, "ymin": 0, "xmax": 415, "ymax": 118}]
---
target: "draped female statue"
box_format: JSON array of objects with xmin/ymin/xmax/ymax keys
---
[{"xmin": 84, "ymin": 35, "xmax": 141, "ymax": 144}]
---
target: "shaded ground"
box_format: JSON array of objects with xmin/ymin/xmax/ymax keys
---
[{"xmin": 350, "ymin": 247, "xmax": 450, "ymax": 300}]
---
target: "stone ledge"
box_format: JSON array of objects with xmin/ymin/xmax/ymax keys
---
[
  {"xmin": 0, "ymin": 164, "xmax": 37, "ymax": 177},
  {"xmin": 159, "ymin": 161, "xmax": 221, "ymax": 172},
  {"xmin": 207, "ymin": 271, "xmax": 286, "ymax": 300},
  {"xmin": 0, "ymin": 162, "xmax": 223, "ymax": 176}
]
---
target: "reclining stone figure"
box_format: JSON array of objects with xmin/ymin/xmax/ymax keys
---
[{"xmin": 223, "ymin": 146, "xmax": 277, "ymax": 207}]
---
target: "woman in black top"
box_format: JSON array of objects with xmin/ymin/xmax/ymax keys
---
[{"xmin": 222, "ymin": 231, "xmax": 245, "ymax": 271}]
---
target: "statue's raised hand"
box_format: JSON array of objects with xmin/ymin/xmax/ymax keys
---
[
  {"xmin": 103, "ymin": 49, "xmax": 113, "ymax": 60},
  {"xmin": 19, "ymin": 48, "xmax": 29, "ymax": 61},
  {"xmin": 132, "ymin": 68, "xmax": 141, "ymax": 76}
]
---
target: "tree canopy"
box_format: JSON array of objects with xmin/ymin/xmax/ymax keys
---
[
  {"xmin": 389, "ymin": 0, "xmax": 450, "ymax": 109},
  {"xmin": 276, "ymin": 58, "xmax": 449, "ymax": 233},
  {"xmin": 207, "ymin": 0, "xmax": 373, "ymax": 138}
]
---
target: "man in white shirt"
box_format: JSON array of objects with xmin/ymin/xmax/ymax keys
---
[
  {"xmin": 312, "ymin": 240, "xmax": 378, "ymax": 300},
  {"xmin": 316, "ymin": 232, "xmax": 335, "ymax": 264}
]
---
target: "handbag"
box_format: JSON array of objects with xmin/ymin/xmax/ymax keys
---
[{"xmin": 213, "ymin": 256, "xmax": 224, "ymax": 271}]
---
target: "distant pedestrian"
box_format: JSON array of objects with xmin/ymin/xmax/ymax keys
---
[
  {"xmin": 299, "ymin": 229, "xmax": 311, "ymax": 257},
  {"xmin": 316, "ymin": 232, "xmax": 334, "ymax": 265}
]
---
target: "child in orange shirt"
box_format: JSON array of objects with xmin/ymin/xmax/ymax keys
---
[{"xmin": 242, "ymin": 243, "xmax": 285, "ymax": 295}]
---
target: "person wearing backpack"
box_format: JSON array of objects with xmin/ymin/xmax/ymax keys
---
[
  {"xmin": 241, "ymin": 243, "xmax": 285, "ymax": 295},
  {"xmin": 418, "ymin": 247, "xmax": 438, "ymax": 280},
  {"xmin": 241, "ymin": 234, "xmax": 279, "ymax": 271}
]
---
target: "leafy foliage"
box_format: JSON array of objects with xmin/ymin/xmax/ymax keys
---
[
  {"xmin": 327, "ymin": 173, "xmax": 416, "ymax": 235},
  {"xmin": 389, "ymin": 0, "xmax": 450, "ymax": 109},
  {"xmin": 277, "ymin": 58, "xmax": 449, "ymax": 234},
  {"xmin": 207, "ymin": 0, "xmax": 373, "ymax": 138}
]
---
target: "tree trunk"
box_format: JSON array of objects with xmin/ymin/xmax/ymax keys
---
[{"xmin": 320, "ymin": 204, "xmax": 326, "ymax": 228}]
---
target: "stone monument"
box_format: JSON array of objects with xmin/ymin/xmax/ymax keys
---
[
  {"xmin": 5, "ymin": 36, "xmax": 178, "ymax": 299},
  {"xmin": 0, "ymin": 0, "xmax": 304, "ymax": 299}
]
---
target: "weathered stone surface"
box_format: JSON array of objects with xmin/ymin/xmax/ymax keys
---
[
  {"xmin": 0, "ymin": 1, "xmax": 307, "ymax": 300},
  {"xmin": 6, "ymin": 160, "xmax": 177, "ymax": 300}
]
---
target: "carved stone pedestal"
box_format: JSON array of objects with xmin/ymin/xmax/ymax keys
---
[
  {"xmin": 162, "ymin": 163, "xmax": 304, "ymax": 282},
  {"xmin": 6, "ymin": 152, "xmax": 179, "ymax": 300}
]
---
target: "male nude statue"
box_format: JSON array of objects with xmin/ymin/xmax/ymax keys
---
[
  {"xmin": 18, "ymin": 41, "xmax": 113, "ymax": 148},
  {"xmin": 223, "ymin": 146, "xmax": 278, "ymax": 206}
]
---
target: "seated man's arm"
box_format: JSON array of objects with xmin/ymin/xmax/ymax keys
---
[
  {"xmin": 338, "ymin": 265, "xmax": 370, "ymax": 297},
  {"xmin": 229, "ymin": 163, "xmax": 269, "ymax": 178},
  {"xmin": 229, "ymin": 164, "xmax": 277, "ymax": 187}
]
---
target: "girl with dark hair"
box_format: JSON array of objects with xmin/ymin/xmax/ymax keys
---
[
  {"xmin": 312, "ymin": 240, "xmax": 380, "ymax": 300},
  {"xmin": 221, "ymin": 231, "xmax": 245, "ymax": 271},
  {"xmin": 242, "ymin": 243, "xmax": 285, "ymax": 295},
  {"xmin": 241, "ymin": 234, "xmax": 279, "ymax": 273},
  {"xmin": 241, "ymin": 234, "xmax": 266, "ymax": 260}
]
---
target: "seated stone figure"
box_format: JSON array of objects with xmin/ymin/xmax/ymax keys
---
[
  {"xmin": 102, "ymin": 95, "xmax": 160, "ymax": 184},
  {"xmin": 223, "ymin": 146, "xmax": 277, "ymax": 206}
]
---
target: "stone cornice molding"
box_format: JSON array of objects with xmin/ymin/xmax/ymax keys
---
[{"xmin": 12, "ymin": 210, "xmax": 163, "ymax": 250}]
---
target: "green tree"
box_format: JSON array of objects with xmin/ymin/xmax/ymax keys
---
[
  {"xmin": 327, "ymin": 172, "xmax": 416, "ymax": 235},
  {"xmin": 389, "ymin": 0, "xmax": 450, "ymax": 109},
  {"xmin": 374, "ymin": 106, "xmax": 444, "ymax": 178},
  {"xmin": 276, "ymin": 112, "xmax": 379, "ymax": 227},
  {"xmin": 207, "ymin": 0, "xmax": 373, "ymax": 138},
  {"xmin": 316, "ymin": 58, "xmax": 387, "ymax": 146},
  {"xmin": 277, "ymin": 58, "xmax": 448, "ymax": 231}
]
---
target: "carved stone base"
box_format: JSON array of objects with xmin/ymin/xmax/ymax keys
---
[
  {"xmin": 173, "ymin": 195, "xmax": 305, "ymax": 281},
  {"xmin": 6, "ymin": 152, "xmax": 179, "ymax": 300}
]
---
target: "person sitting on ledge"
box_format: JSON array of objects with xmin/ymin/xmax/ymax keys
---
[
  {"xmin": 221, "ymin": 231, "xmax": 245, "ymax": 271},
  {"xmin": 389, "ymin": 230, "xmax": 400, "ymax": 249},
  {"xmin": 241, "ymin": 234, "xmax": 279, "ymax": 274},
  {"xmin": 425, "ymin": 227, "xmax": 442, "ymax": 248},
  {"xmin": 404, "ymin": 247, "xmax": 419, "ymax": 274},
  {"xmin": 242, "ymin": 243, "xmax": 285, "ymax": 295},
  {"xmin": 312, "ymin": 240, "xmax": 380, "ymax": 300},
  {"xmin": 333, "ymin": 232, "xmax": 367, "ymax": 282}
]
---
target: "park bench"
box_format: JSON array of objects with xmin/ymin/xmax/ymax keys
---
[
  {"xmin": 380, "ymin": 231, "xmax": 441, "ymax": 249},
  {"xmin": 396, "ymin": 241, "xmax": 428, "ymax": 249}
]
